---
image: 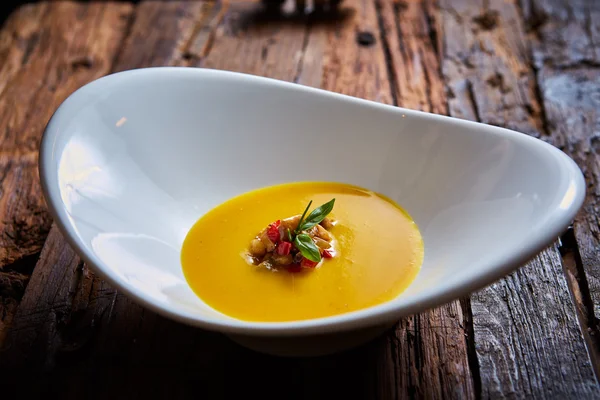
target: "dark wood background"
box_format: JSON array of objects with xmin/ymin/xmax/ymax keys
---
[{"xmin": 0, "ymin": 0, "xmax": 598, "ymax": 398}]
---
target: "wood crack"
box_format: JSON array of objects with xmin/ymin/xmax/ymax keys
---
[
  {"xmin": 1, "ymin": 252, "xmax": 39, "ymax": 276},
  {"xmin": 293, "ymin": 22, "xmax": 311, "ymax": 83},
  {"xmin": 374, "ymin": 0, "xmax": 399, "ymax": 106},
  {"xmin": 514, "ymin": 0, "xmax": 552, "ymax": 137},
  {"xmin": 420, "ymin": 47, "xmax": 435, "ymax": 114},
  {"xmin": 423, "ymin": 0, "xmax": 439, "ymax": 57},
  {"xmin": 107, "ymin": 5, "xmax": 137, "ymax": 73},
  {"xmin": 19, "ymin": 31, "xmax": 39, "ymax": 66},
  {"xmin": 466, "ymin": 80, "xmax": 481, "ymax": 122},
  {"xmin": 559, "ymin": 227, "xmax": 600, "ymax": 380},
  {"xmin": 504, "ymin": 277, "xmax": 536, "ymax": 394},
  {"xmin": 389, "ymin": 332, "xmax": 400, "ymax": 399},
  {"xmin": 529, "ymin": 63, "xmax": 551, "ymax": 136},
  {"xmin": 546, "ymin": 60, "xmax": 600, "ymax": 71},
  {"xmin": 460, "ymin": 298, "xmax": 482, "ymax": 399},
  {"xmin": 182, "ymin": 1, "xmax": 227, "ymax": 66},
  {"xmin": 180, "ymin": 6, "xmax": 212, "ymax": 63}
]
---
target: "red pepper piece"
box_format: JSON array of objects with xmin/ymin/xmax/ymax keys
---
[
  {"xmin": 301, "ymin": 258, "xmax": 319, "ymax": 268},
  {"xmin": 267, "ymin": 220, "xmax": 281, "ymax": 243},
  {"xmin": 277, "ymin": 241, "xmax": 292, "ymax": 256},
  {"xmin": 322, "ymin": 249, "xmax": 334, "ymax": 259}
]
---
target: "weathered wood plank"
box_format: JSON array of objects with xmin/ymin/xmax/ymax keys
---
[
  {"xmin": 376, "ymin": 0, "xmax": 446, "ymax": 114},
  {"xmin": 0, "ymin": 0, "xmax": 132, "ymax": 349},
  {"xmin": 200, "ymin": 1, "xmax": 309, "ymax": 79},
  {"xmin": 521, "ymin": 0, "xmax": 600, "ymax": 69},
  {"xmin": 112, "ymin": 0, "xmax": 208, "ymax": 71},
  {"xmin": 374, "ymin": 1, "xmax": 476, "ymax": 397},
  {"xmin": 2, "ymin": 1, "xmax": 475, "ymax": 398},
  {"xmin": 471, "ymin": 249, "xmax": 598, "ymax": 397},
  {"xmin": 0, "ymin": 2, "xmax": 133, "ymax": 269},
  {"xmin": 0, "ymin": 0, "xmax": 215, "ymax": 380},
  {"xmin": 521, "ymin": 1, "xmax": 600, "ymax": 371},
  {"xmin": 5, "ymin": 0, "xmax": 596, "ymax": 397},
  {"xmin": 435, "ymin": 0, "xmax": 599, "ymax": 396},
  {"xmin": 439, "ymin": 0, "xmax": 543, "ymax": 136}
]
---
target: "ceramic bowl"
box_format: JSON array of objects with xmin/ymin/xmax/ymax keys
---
[{"xmin": 39, "ymin": 67, "xmax": 585, "ymax": 356}]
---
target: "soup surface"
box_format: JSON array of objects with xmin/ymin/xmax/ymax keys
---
[{"xmin": 181, "ymin": 182, "xmax": 423, "ymax": 322}]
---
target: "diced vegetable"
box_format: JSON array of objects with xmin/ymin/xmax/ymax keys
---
[
  {"xmin": 322, "ymin": 249, "xmax": 334, "ymax": 259},
  {"xmin": 301, "ymin": 258, "xmax": 319, "ymax": 268},
  {"xmin": 277, "ymin": 241, "xmax": 292, "ymax": 255},
  {"xmin": 267, "ymin": 220, "xmax": 281, "ymax": 243}
]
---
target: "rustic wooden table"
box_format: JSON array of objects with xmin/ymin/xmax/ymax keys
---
[{"xmin": 0, "ymin": 0, "xmax": 599, "ymax": 398}]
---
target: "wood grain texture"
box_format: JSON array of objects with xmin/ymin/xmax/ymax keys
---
[
  {"xmin": 438, "ymin": 0, "xmax": 543, "ymax": 136},
  {"xmin": 521, "ymin": 0, "xmax": 600, "ymax": 376},
  {"xmin": 0, "ymin": 2, "xmax": 132, "ymax": 269},
  {"xmin": 0, "ymin": 1, "xmax": 213, "ymax": 388},
  {"xmin": 112, "ymin": 1, "xmax": 209, "ymax": 70},
  {"xmin": 1, "ymin": 0, "xmax": 598, "ymax": 398},
  {"xmin": 1, "ymin": 1, "xmax": 474, "ymax": 398},
  {"xmin": 373, "ymin": 1, "xmax": 476, "ymax": 397},
  {"xmin": 201, "ymin": 1, "xmax": 309, "ymax": 79},
  {"xmin": 522, "ymin": 0, "xmax": 600, "ymax": 332},
  {"xmin": 435, "ymin": 0, "xmax": 599, "ymax": 396},
  {"xmin": 470, "ymin": 249, "xmax": 598, "ymax": 398},
  {"xmin": 0, "ymin": 0, "xmax": 132, "ymax": 349},
  {"xmin": 376, "ymin": 0, "xmax": 446, "ymax": 114},
  {"xmin": 521, "ymin": 0, "xmax": 600, "ymax": 69}
]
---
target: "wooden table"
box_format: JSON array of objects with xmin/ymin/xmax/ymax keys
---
[{"xmin": 0, "ymin": 0, "xmax": 599, "ymax": 397}]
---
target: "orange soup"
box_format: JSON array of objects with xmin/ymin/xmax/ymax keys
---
[{"xmin": 181, "ymin": 182, "xmax": 423, "ymax": 322}]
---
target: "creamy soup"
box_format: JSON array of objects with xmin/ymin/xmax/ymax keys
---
[{"xmin": 181, "ymin": 182, "xmax": 423, "ymax": 322}]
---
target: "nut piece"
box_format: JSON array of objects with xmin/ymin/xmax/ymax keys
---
[
  {"xmin": 320, "ymin": 217, "xmax": 335, "ymax": 230},
  {"xmin": 314, "ymin": 237, "xmax": 331, "ymax": 250},
  {"xmin": 281, "ymin": 215, "xmax": 301, "ymax": 232},
  {"xmin": 314, "ymin": 224, "xmax": 333, "ymax": 241},
  {"xmin": 250, "ymin": 238, "xmax": 267, "ymax": 257},
  {"xmin": 272, "ymin": 254, "xmax": 293, "ymax": 265}
]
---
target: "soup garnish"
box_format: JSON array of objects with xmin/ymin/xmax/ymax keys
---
[{"xmin": 246, "ymin": 199, "xmax": 337, "ymax": 272}]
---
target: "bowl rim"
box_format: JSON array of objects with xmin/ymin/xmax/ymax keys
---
[{"xmin": 39, "ymin": 67, "xmax": 586, "ymax": 336}]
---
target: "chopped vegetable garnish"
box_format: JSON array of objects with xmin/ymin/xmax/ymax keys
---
[
  {"xmin": 322, "ymin": 249, "xmax": 334, "ymax": 259},
  {"xmin": 301, "ymin": 258, "xmax": 319, "ymax": 268},
  {"xmin": 246, "ymin": 199, "xmax": 337, "ymax": 272},
  {"xmin": 266, "ymin": 220, "xmax": 281, "ymax": 243},
  {"xmin": 277, "ymin": 241, "xmax": 292, "ymax": 256}
]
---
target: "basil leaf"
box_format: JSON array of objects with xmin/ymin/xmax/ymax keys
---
[
  {"xmin": 295, "ymin": 200, "xmax": 313, "ymax": 235},
  {"xmin": 294, "ymin": 234, "xmax": 321, "ymax": 262},
  {"xmin": 298, "ymin": 198, "xmax": 335, "ymax": 232}
]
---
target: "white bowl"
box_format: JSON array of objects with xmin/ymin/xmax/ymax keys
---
[{"xmin": 39, "ymin": 67, "xmax": 585, "ymax": 356}]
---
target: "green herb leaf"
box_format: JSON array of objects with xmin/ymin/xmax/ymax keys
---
[
  {"xmin": 294, "ymin": 234, "xmax": 321, "ymax": 262},
  {"xmin": 297, "ymin": 198, "xmax": 335, "ymax": 232},
  {"xmin": 295, "ymin": 200, "xmax": 313, "ymax": 235},
  {"xmin": 287, "ymin": 228, "xmax": 293, "ymax": 242}
]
